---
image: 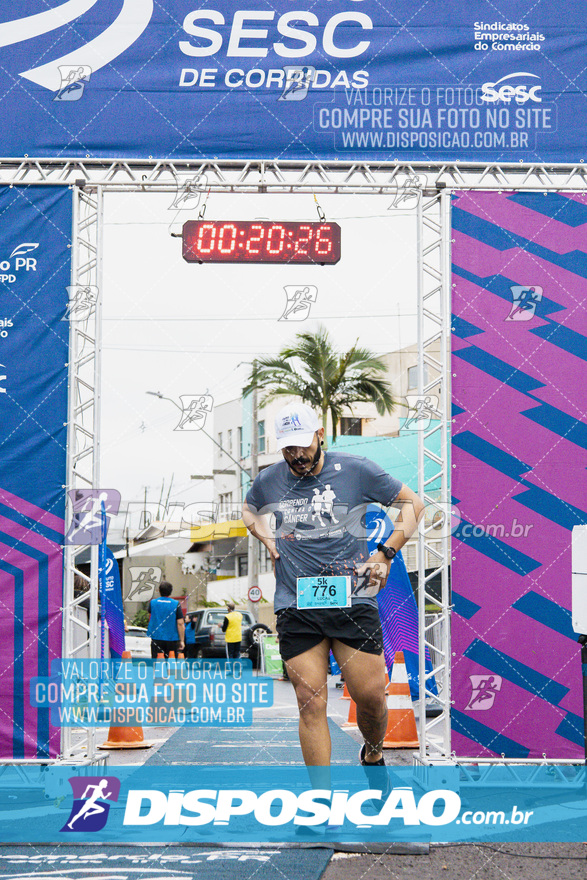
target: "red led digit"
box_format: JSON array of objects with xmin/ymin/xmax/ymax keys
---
[
  {"xmin": 183, "ymin": 221, "xmax": 340, "ymax": 263},
  {"xmin": 314, "ymin": 225, "xmax": 333, "ymax": 257},
  {"xmin": 217, "ymin": 223, "xmax": 238, "ymax": 255},
  {"xmin": 295, "ymin": 224, "xmax": 313, "ymax": 255},
  {"xmin": 197, "ymin": 223, "xmax": 216, "ymax": 255},
  {"xmin": 246, "ymin": 223, "xmax": 265, "ymax": 255},
  {"xmin": 266, "ymin": 224, "xmax": 286, "ymax": 255}
]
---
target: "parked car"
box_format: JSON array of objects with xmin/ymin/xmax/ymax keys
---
[
  {"xmin": 124, "ymin": 626, "xmax": 151, "ymax": 658},
  {"xmin": 189, "ymin": 608, "xmax": 272, "ymax": 665}
]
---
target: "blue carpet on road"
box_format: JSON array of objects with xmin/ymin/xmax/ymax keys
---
[
  {"xmin": 146, "ymin": 719, "xmax": 359, "ymax": 765},
  {"xmin": 0, "ymin": 846, "xmax": 333, "ymax": 879}
]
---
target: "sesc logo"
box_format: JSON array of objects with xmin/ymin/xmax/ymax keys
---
[
  {"xmin": 2, "ymin": 1, "xmax": 154, "ymax": 92},
  {"xmin": 480, "ymin": 72, "xmax": 542, "ymax": 105}
]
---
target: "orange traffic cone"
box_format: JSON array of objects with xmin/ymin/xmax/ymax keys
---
[
  {"xmin": 98, "ymin": 651, "xmax": 153, "ymax": 750},
  {"xmin": 341, "ymin": 681, "xmax": 351, "ymax": 700},
  {"xmin": 382, "ymin": 651, "xmax": 419, "ymax": 749},
  {"xmin": 342, "ymin": 698, "xmax": 358, "ymax": 728}
]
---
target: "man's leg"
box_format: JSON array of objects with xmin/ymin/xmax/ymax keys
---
[
  {"xmin": 332, "ymin": 640, "xmax": 388, "ymax": 763},
  {"xmin": 285, "ymin": 639, "xmax": 331, "ymax": 765}
]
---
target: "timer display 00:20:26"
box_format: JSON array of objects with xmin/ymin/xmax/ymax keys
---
[{"xmin": 182, "ymin": 220, "xmax": 341, "ymax": 264}]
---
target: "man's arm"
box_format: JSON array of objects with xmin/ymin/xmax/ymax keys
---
[
  {"xmin": 177, "ymin": 618, "xmax": 185, "ymax": 649},
  {"xmin": 386, "ymin": 484, "xmax": 425, "ymax": 550},
  {"xmin": 242, "ymin": 500, "xmax": 280, "ymax": 566},
  {"xmin": 357, "ymin": 484, "xmax": 424, "ymax": 589},
  {"xmin": 222, "ymin": 616, "xmax": 229, "ymax": 632}
]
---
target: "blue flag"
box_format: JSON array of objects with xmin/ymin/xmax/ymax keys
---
[
  {"xmin": 99, "ymin": 504, "xmax": 126, "ymax": 659},
  {"xmin": 366, "ymin": 507, "xmax": 438, "ymax": 701}
]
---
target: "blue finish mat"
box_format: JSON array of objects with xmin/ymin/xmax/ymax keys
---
[
  {"xmin": 146, "ymin": 718, "xmax": 359, "ymax": 766},
  {"xmin": 0, "ymin": 846, "xmax": 333, "ymax": 879}
]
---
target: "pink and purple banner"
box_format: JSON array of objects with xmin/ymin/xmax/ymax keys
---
[
  {"xmin": 451, "ymin": 191, "xmax": 587, "ymax": 759},
  {"xmin": 0, "ymin": 186, "xmax": 70, "ymax": 758}
]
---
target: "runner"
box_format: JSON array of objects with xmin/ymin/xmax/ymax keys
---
[
  {"xmin": 242, "ymin": 402, "xmax": 424, "ymax": 768},
  {"xmin": 66, "ymin": 779, "xmax": 112, "ymax": 830}
]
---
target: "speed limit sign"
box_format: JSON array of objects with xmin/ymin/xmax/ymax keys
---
[{"xmin": 248, "ymin": 586, "xmax": 262, "ymax": 603}]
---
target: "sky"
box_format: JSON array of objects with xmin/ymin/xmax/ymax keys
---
[{"xmin": 99, "ymin": 189, "xmax": 420, "ymax": 523}]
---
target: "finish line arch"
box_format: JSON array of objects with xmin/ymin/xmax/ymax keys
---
[{"xmin": 0, "ymin": 160, "xmax": 585, "ymax": 765}]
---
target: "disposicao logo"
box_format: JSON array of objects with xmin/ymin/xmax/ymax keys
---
[
  {"xmin": 0, "ymin": 0, "xmax": 153, "ymax": 92},
  {"xmin": 123, "ymin": 786, "xmax": 461, "ymax": 827},
  {"xmin": 61, "ymin": 776, "xmax": 121, "ymax": 832}
]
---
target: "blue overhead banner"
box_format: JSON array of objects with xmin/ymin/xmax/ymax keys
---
[{"xmin": 0, "ymin": 1, "xmax": 585, "ymax": 161}]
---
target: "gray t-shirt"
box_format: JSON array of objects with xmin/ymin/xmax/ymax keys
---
[{"xmin": 245, "ymin": 451, "xmax": 402, "ymax": 611}]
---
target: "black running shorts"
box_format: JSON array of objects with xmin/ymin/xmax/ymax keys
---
[{"xmin": 275, "ymin": 604, "xmax": 383, "ymax": 662}]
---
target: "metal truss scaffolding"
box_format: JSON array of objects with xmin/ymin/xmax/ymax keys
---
[
  {"xmin": 3, "ymin": 159, "xmax": 585, "ymax": 765},
  {"xmin": 416, "ymin": 187, "xmax": 451, "ymax": 763},
  {"xmin": 61, "ymin": 184, "xmax": 104, "ymax": 763}
]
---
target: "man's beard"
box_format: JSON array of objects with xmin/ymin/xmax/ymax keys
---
[{"xmin": 290, "ymin": 443, "xmax": 321, "ymax": 474}]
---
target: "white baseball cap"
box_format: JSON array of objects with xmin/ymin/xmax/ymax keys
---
[{"xmin": 274, "ymin": 403, "xmax": 321, "ymax": 450}]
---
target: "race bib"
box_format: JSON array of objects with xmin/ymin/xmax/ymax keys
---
[{"xmin": 296, "ymin": 576, "xmax": 351, "ymax": 609}]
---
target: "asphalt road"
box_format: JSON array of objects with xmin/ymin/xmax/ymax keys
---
[
  {"xmin": 95, "ymin": 672, "xmax": 586, "ymax": 878},
  {"xmin": 325, "ymin": 842, "xmax": 587, "ymax": 880}
]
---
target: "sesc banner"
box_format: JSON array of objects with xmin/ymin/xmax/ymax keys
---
[{"xmin": 0, "ymin": 1, "xmax": 585, "ymax": 161}]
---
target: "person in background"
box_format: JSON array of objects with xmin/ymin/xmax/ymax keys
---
[
  {"xmin": 222, "ymin": 602, "xmax": 243, "ymax": 659},
  {"xmin": 184, "ymin": 612, "xmax": 198, "ymax": 658},
  {"xmin": 147, "ymin": 581, "xmax": 185, "ymax": 659}
]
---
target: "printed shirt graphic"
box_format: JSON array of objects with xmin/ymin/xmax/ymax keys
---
[
  {"xmin": 246, "ymin": 452, "xmax": 402, "ymax": 610},
  {"xmin": 147, "ymin": 597, "xmax": 182, "ymax": 641}
]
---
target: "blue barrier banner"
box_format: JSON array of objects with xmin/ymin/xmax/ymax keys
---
[
  {"xmin": 0, "ymin": 186, "xmax": 70, "ymax": 758},
  {"xmin": 0, "ymin": 765, "xmax": 585, "ymax": 843},
  {"xmin": 0, "ymin": 1, "xmax": 585, "ymax": 161}
]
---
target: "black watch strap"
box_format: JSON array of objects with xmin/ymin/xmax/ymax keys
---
[{"xmin": 377, "ymin": 542, "xmax": 397, "ymax": 560}]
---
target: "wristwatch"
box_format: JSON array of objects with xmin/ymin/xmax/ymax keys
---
[{"xmin": 376, "ymin": 542, "xmax": 397, "ymax": 561}]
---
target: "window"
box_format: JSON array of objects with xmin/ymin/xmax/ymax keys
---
[
  {"xmin": 217, "ymin": 432, "xmax": 223, "ymax": 456},
  {"xmin": 238, "ymin": 555, "xmax": 248, "ymax": 577},
  {"xmin": 218, "ymin": 492, "xmax": 232, "ymax": 518},
  {"xmin": 238, "ymin": 426, "xmax": 243, "ymax": 458},
  {"xmin": 408, "ymin": 364, "xmax": 432, "ymax": 390},
  {"xmin": 258, "ymin": 420, "xmax": 265, "ymax": 453},
  {"xmin": 340, "ymin": 416, "xmax": 362, "ymax": 436},
  {"xmin": 404, "ymin": 542, "xmax": 417, "ymax": 570},
  {"xmin": 227, "ymin": 429, "xmax": 233, "ymax": 457},
  {"xmin": 259, "ymin": 543, "xmax": 273, "ymax": 573}
]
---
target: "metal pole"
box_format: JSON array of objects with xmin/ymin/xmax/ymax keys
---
[
  {"xmin": 579, "ymin": 635, "xmax": 587, "ymax": 765},
  {"xmin": 439, "ymin": 188, "xmax": 452, "ymax": 757},
  {"xmin": 247, "ymin": 375, "xmax": 259, "ymax": 620},
  {"xmin": 416, "ymin": 191, "xmax": 427, "ymax": 760}
]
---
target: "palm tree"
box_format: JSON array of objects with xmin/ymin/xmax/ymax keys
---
[{"xmin": 243, "ymin": 325, "xmax": 395, "ymax": 445}]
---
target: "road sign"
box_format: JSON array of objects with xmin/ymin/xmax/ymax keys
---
[{"xmin": 248, "ymin": 586, "xmax": 262, "ymax": 603}]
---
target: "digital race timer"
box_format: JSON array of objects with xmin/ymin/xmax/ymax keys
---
[{"xmin": 182, "ymin": 220, "xmax": 341, "ymax": 265}]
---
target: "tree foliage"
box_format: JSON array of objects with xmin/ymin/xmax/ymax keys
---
[{"xmin": 243, "ymin": 326, "xmax": 395, "ymax": 443}]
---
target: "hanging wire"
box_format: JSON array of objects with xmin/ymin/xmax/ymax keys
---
[{"xmin": 313, "ymin": 192, "xmax": 326, "ymax": 221}]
